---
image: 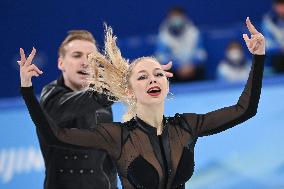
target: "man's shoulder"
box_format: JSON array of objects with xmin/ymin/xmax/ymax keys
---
[
  {"xmin": 42, "ymin": 79, "xmax": 58, "ymax": 90},
  {"xmin": 40, "ymin": 78, "xmax": 66, "ymax": 104},
  {"xmin": 41, "ymin": 78, "xmax": 58, "ymax": 93}
]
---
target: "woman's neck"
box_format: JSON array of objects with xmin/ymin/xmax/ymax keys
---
[{"xmin": 136, "ymin": 102, "xmax": 164, "ymax": 135}]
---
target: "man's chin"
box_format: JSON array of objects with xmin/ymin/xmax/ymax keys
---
[{"xmin": 69, "ymin": 81, "xmax": 87, "ymax": 91}]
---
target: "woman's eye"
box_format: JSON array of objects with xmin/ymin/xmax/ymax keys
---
[
  {"xmin": 156, "ymin": 73, "xmax": 164, "ymax": 77},
  {"xmin": 138, "ymin": 75, "xmax": 147, "ymax": 80}
]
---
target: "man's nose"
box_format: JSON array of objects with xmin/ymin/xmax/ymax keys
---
[{"xmin": 81, "ymin": 58, "xmax": 89, "ymax": 67}]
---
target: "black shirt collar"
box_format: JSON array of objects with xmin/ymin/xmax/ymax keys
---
[
  {"xmin": 135, "ymin": 116, "xmax": 168, "ymax": 136},
  {"xmin": 57, "ymin": 75, "xmax": 73, "ymax": 92}
]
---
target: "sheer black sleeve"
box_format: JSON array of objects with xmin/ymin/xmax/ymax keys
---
[
  {"xmin": 180, "ymin": 55, "xmax": 265, "ymax": 137},
  {"xmin": 21, "ymin": 87, "xmax": 122, "ymax": 159}
]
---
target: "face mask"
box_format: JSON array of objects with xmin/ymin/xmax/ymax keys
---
[
  {"xmin": 168, "ymin": 16, "xmax": 186, "ymax": 36},
  {"xmin": 226, "ymin": 49, "xmax": 244, "ymax": 63}
]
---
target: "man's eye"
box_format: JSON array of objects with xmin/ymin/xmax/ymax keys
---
[
  {"xmin": 138, "ymin": 75, "xmax": 147, "ymax": 80},
  {"xmin": 73, "ymin": 54, "xmax": 81, "ymax": 58}
]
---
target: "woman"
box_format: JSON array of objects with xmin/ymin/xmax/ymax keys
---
[{"xmin": 19, "ymin": 18, "xmax": 265, "ymax": 189}]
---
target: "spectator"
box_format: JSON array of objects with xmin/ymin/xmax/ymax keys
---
[
  {"xmin": 261, "ymin": 0, "xmax": 284, "ymax": 73},
  {"xmin": 156, "ymin": 7, "xmax": 207, "ymax": 82},
  {"xmin": 217, "ymin": 41, "xmax": 251, "ymax": 82}
]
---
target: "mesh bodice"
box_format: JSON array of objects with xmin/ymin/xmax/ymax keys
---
[{"xmin": 21, "ymin": 55, "xmax": 265, "ymax": 188}]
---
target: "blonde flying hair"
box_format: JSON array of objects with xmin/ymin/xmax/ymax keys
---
[{"xmin": 87, "ymin": 26, "xmax": 158, "ymax": 122}]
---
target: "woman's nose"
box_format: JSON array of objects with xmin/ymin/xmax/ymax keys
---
[{"xmin": 149, "ymin": 80, "xmax": 157, "ymax": 84}]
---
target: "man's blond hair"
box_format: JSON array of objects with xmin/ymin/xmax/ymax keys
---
[{"xmin": 58, "ymin": 30, "xmax": 96, "ymax": 57}]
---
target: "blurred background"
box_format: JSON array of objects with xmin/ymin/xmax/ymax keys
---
[{"xmin": 0, "ymin": 0, "xmax": 284, "ymax": 188}]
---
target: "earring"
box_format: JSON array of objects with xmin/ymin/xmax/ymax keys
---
[{"xmin": 166, "ymin": 91, "xmax": 174, "ymax": 101}]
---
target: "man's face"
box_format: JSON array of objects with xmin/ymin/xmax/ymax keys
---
[{"xmin": 58, "ymin": 40, "xmax": 97, "ymax": 91}]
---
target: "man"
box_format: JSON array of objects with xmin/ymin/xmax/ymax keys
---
[
  {"xmin": 39, "ymin": 30, "xmax": 117, "ymax": 189},
  {"xmin": 23, "ymin": 29, "xmax": 172, "ymax": 189}
]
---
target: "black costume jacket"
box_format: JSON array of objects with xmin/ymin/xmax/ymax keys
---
[
  {"xmin": 38, "ymin": 76, "xmax": 117, "ymax": 189},
  {"xmin": 22, "ymin": 55, "xmax": 264, "ymax": 189}
]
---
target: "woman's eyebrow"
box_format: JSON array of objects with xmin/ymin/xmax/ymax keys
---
[
  {"xmin": 138, "ymin": 68, "xmax": 161, "ymax": 73},
  {"xmin": 138, "ymin": 70, "xmax": 147, "ymax": 73},
  {"xmin": 154, "ymin": 68, "xmax": 162, "ymax": 71}
]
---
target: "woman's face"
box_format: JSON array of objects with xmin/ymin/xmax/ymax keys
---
[{"xmin": 129, "ymin": 58, "xmax": 169, "ymax": 106}]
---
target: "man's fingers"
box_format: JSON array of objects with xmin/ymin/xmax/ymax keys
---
[
  {"xmin": 25, "ymin": 47, "xmax": 36, "ymax": 66},
  {"xmin": 19, "ymin": 48, "xmax": 27, "ymax": 63},
  {"xmin": 27, "ymin": 64, "xmax": 43, "ymax": 75},
  {"xmin": 161, "ymin": 61, "xmax": 173, "ymax": 77},
  {"xmin": 17, "ymin": 61, "xmax": 23, "ymax": 66},
  {"xmin": 165, "ymin": 71, "xmax": 173, "ymax": 78},
  {"xmin": 30, "ymin": 70, "xmax": 40, "ymax": 77},
  {"xmin": 31, "ymin": 64, "xmax": 43, "ymax": 74},
  {"xmin": 161, "ymin": 61, "xmax": 173, "ymax": 71},
  {"xmin": 246, "ymin": 17, "xmax": 259, "ymax": 35}
]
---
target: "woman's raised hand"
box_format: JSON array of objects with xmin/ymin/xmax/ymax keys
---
[
  {"xmin": 18, "ymin": 47, "xmax": 43, "ymax": 87},
  {"xmin": 243, "ymin": 17, "xmax": 265, "ymax": 55}
]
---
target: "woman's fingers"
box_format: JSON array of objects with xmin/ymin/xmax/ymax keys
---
[
  {"xmin": 247, "ymin": 33, "xmax": 264, "ymax": 52},
  {"xmin": 253, "ymin": 33, "xmax": 265, "ymax": 43},
  {"xmin": 250, "ymin": 40, "xmax": 257, "ymax": 51},
  {"xmin": 252, "ymin": 39, "xmax": 260, "ymax": 52},
  {"xmin": 243, "ymin": 34, "xmax": 253, "ymax": 49},
  {"xmin": 246, "ymin": 17, "xmax": 259, "ymax": 35},
  {"xmin": 25, "ymin": 47, "xmax": 36, "ymax": 67},
  {"xmin": 243, "ymin": 17, "xmax": 265, "ymax": 55},
  {"xmin": 243, "ymin": 34, "xmax": 250, "ymax": 42}
]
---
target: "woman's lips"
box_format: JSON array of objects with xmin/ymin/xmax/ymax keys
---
[
  {"xmin": 148, "ymin": 92, "xmax": 161, "ymax": 97},
  {"xmin": 147, "ymin": 86, "xmax": 161, "ymax": 97}
]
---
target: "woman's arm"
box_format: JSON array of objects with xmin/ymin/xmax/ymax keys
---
[
  {"xmin": 18, "ymin": 48, "xmax": 121, "ymax": 158},
  {"xmin": 180, "ymin": 55, "xmax": 264, "ymax": 137},
  {"xmin": 180, "ymin": 17, "xmax": 266, "ymax": 137}
]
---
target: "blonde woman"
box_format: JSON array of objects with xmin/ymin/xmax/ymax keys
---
[{"xmin": 19, "ymin": 18, "xmax": 265, "ymax": 189}]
